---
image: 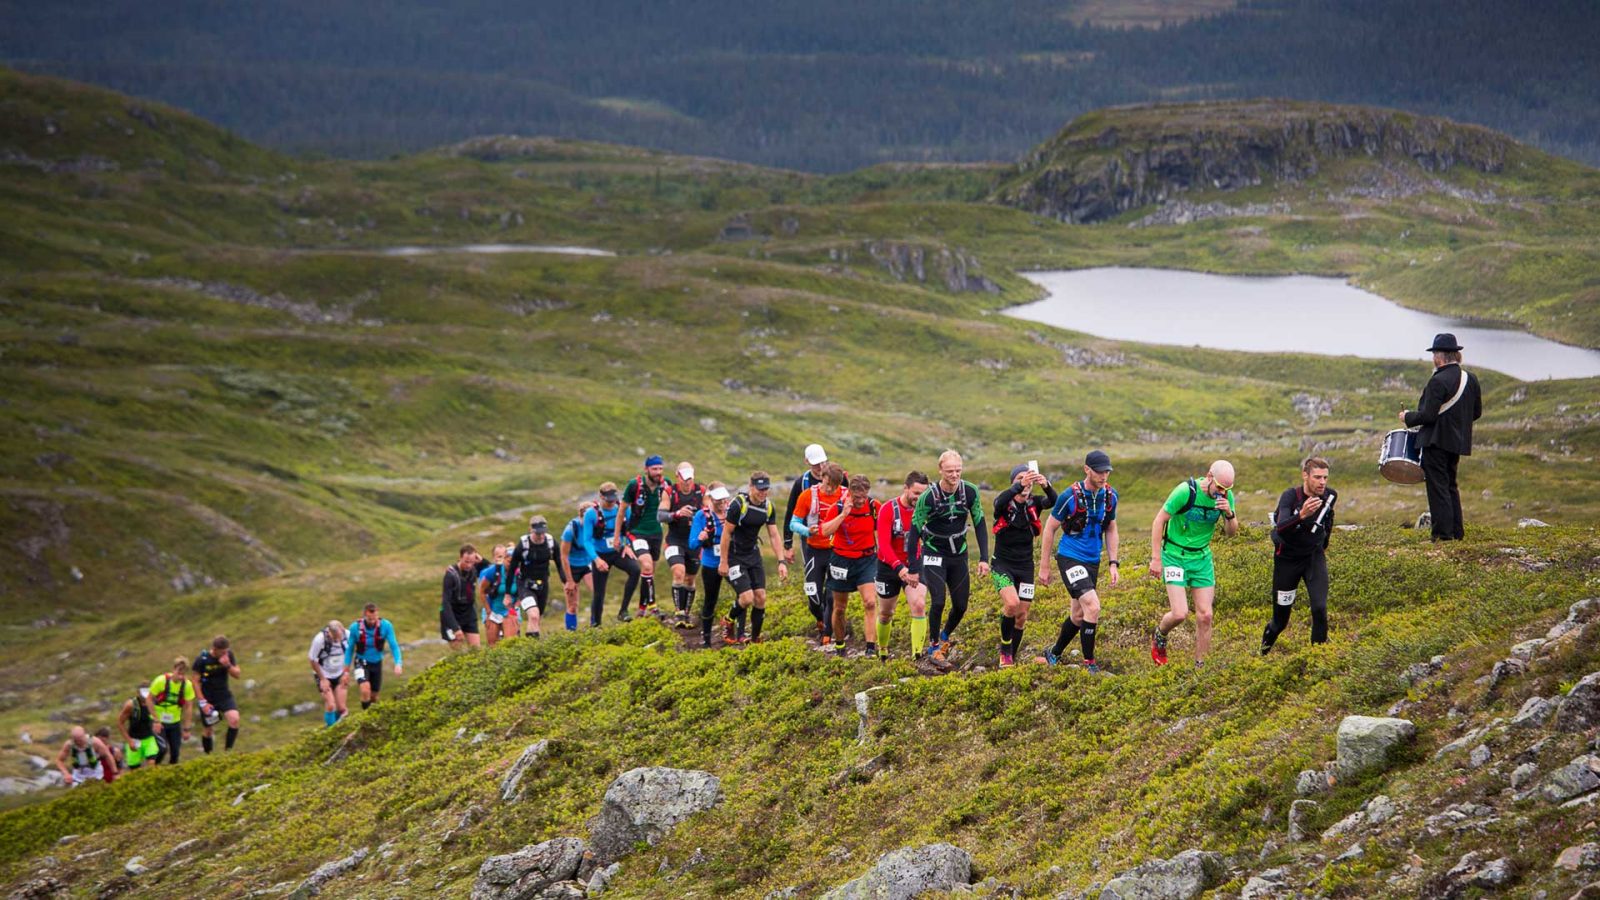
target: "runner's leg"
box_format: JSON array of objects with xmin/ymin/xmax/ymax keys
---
[{"xmin": 1193, "ymin": 587, "xmax": 1216, "ymax": 662}]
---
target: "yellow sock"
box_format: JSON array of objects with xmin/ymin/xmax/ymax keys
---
[
  {"xmin": 910, "ymin": 616, "xmax": 929, "ymax": 657},
  {"xmin": 877, "ymin": 619, "xmax": 892, "ymax": 655}
]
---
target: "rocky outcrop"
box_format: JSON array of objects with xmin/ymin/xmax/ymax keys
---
[
  {"xmin": 1556, "ymin": 672, "xmax": 1600, "ymax": 733},
  {"xmin": 289, "ymin": 847, "xmax": 368, "ymax": 899},
  {"xmin": 472, "ymin": 838, "xmax": 590, "ymax": 900},
  {"xmin": 1099, "ymin": 849, "xmax": 1227, "ymax": 899},
  {"xmin": 865, "ymin": 242, "xmax": 1000, "ymax": 294},
  {"xmin": 1334, "ymin": 716, "xmax": 1416, "ymax": 780},
  {"xmin": 996, "ymin": 100, "xmax": 1515, "ymax": 223},
  {"xmin": 587, "ymin": 767, "xmax": 722, "ymax": 865},
  {"xmin": 820, "ymin": 843, "xmax": 973, "ymax": 900},
  {"xmin": 500, "ymin": 740, "xmax": 552, "ymax": 802}
]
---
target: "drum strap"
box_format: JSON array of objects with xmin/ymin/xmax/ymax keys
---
[{"xmin": 1438, "ymin": 369, "xmax": 1469, "ymax": 415}]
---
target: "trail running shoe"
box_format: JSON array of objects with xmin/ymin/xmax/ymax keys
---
[
  {"xmin": 618, "ymin": 611, "xmax": 632, "ymax": 623},
  {"xmin": 721, "ymin": 618, "xmax": 735, "ymax": 643},
  {"xmin": 1038, "ymin": 650, "xmax": 1060, "ymax": 667},
  {"xmin": 999, "ymin": 651, "xmax": 1015, "ymax": 669},
  {"xmin": 1150, "ymin": 626, "xmax": 1169, "ymax": 666},
  {"xmin": 1083, "ymin": 659, "xmax": 1101, "ymax": 675},
  {"xmin": 931, "ymin": 640, "xmax": 951, "ymax": 664},
  {"xmin": 675, "ymin": 611, "xmax": 691, "ymax": 629},
  {"xmin": 1259, "ymin": 641, "xmax": 1273, "ymax": 657}
]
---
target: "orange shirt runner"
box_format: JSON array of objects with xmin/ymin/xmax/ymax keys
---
[{"xmin": 792, "ymin": 483, "xmax": 846, "ymax": 550}]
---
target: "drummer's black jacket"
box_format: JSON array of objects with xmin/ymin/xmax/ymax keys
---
[
  {"xmin": 1274, "ymin": 487, "xmax": 1332, "ymax": 559},
  {"xmin": 1403, "ymin": 362, "xmax": 1482, "ymax": 456}
]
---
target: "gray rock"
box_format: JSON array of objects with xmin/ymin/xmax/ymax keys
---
[
  {"xmin": 1541, "ymin": 756, "xmax": 1600, "ymax": 803},
  {"xmin": 821, "ymin": 843, "xmax": 973, "ymax": 900},
  {"xmin": 1401, "ymin": 655, "xmax": 1445, "ymax": 686},
  {"xmin": 1333, "ymin": 843, "xmax": 1365, "ymax": 864},
  {"xmin": 1510, "ymin": 638, "xmax": 1548, "ymax": 661},
  {"xmin": 1238, "ymin": 872, "xmax": 1291, "ymax": 900},
  {"xmin": 1435, "ymin": 726, "xmax": 1486, "ymax": 759},
  {"xmin": 56, "ymin": 834, "xmax": 79, "ymax": 846},
  {"xmin": 1423, "ymin": 802, "xmax": 1498, "ymax": 836},
  {"xmin": 1548, "ymin": 599, "xmax": 1600, "ymax": 641},
  {"xmin": 1364, "ymin": 794, "xmax": 1398, "ymax": 825},
  {"xmin": 1557, "ymin": 673, "xmax": 1600, "ymax": 733},
  {"xmin": 1294, "ymin": 769, "xmax": 1330, "ymax": 797},
  {"xmin": 586, "ymin": 862, "xmax": 621, "ymax": 896},
  {"xmin": 499, "ymin": 740, "xmax": 552, "ymax": 802},
  {"xmin": 472, "ymin": 838, "xmax": 588, "ymax": 900},
  {"xmin": 1555, "ymin": 843, "xmax": 1600, "ymax": 871},
  {"xmin": 1098, "ymin": 850, "xmax": 1226, "ymax": 900},
  {"xmin": 1321, "ymin": 810, "xmax": 1365, "ymax": 842},
  {"xmin": 1489, "ymin": 657, "xmax": 1528, "ymax": 690},
  {"xmin": 166, "ymin": 838, "xmax": 202, "ymax": 859},
  {"xmin": 587, "ymin": 767, "xmax": 722, "ymax": 865},
  {"xmin": 124, "ymin": 856, "xmax": 148, "ymax": 876},
  {"xmin": 1512, "ymin": 696, "xmax": 1561, "ymax": 730},
  {"xmin": 1512, "ymin": 762, "xmax": 1540, "ymax": 790},
  {"xmin": 1472, "ymin": 857, "xmax": 1515, "ymax": 888},
  {"xmin": 289, "ymin": 847, "xmax": 369, "ymax": 899},
  {"xmin": 1288, "ymin": 799, "xmax": 1318, "ymax": 842},
  {"xmin": 291, "ymin": 701, "xmax": 319, "ymax": 716},
  {"xmin": 1335, "ymin": 716, "xmax": 1416, "ymax": 780},
  {"xmin": 855, "ymin": 686, "xmax": 893, "ymax": 743},
  {"xmin": 1469, "ymin": 745, "xmax": 1492, "ymax": 768},
  {"xmin": 270, "ymin": 708, "xmax": 289, "ymax": 719}
]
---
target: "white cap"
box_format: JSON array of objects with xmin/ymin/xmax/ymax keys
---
[
  {"xmin": 678, "ymin": 464, "xmax": 695, "ymax": 481},
  {"xmin": 804, "ymin": 443, "xmax": 828, "ymax": 466},
  {"xmin": 708, "ymin": 485, "xmax": 730, "ymax": 502}
]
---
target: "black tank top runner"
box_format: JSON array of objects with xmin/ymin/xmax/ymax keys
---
[
  {"xmin": 127, "ymin": 696, "xmax": 155, "ymax": 739},
  {"xmin": 664, "ymin": 482, "xmax": 705, "ymax": 540}
]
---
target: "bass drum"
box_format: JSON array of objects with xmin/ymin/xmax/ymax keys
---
[{"xmin": 1378, "ymin": 428, "xmax": 1424, "ymax": 484}]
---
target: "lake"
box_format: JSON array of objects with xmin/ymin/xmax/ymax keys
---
[
  {"xmin": 379, "ymin": 244, "xmax": 616, "ymax": 257},
  {"xmin": 1010, "ymin": 268, "xmax": 1600, "ymax": 381}
]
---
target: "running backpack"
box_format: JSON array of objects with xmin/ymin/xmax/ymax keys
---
[
  {"xmin": 317, "ymin": 632, "xmax": 346, "ymax": 668},
  {"xmin": 1173, "ymin": 478, "xmax": 1200, "ymax": 517},
  {"xmin": 354, "ymin": 621, "xmax": 387, "ymax": 655},
  {"xmin": 993, "ymin": 492, "xmax": 1043, "ymax": 537},
  {"xmin": 153, "ymin": 674, "xmax": 187, "ymax": 706},
  {"xmin": 1060, "ymin": 482, "xmax": 1117, "ymax": 536}
]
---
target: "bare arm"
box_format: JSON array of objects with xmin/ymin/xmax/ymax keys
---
[
  {"xmin": 55, "ymin": 741, "xmax": 71, "ymax": 778},
  {"xmin": 1149, "ymin": 510, "xmax": 1170, "ymax": 576},
  {"xmin": 818, "ymin": 507, "xmax": 849, "ymax": 537},
  {"xmin": 1105, "ymin": 521, "xmax": 1121, "ymax": 587},
  {"xmin": 1038, "ymin": 514, "xmax": 1060, "ymax": 583},
  {"xmin": 118, "ymin": 701, "xmax": 134, "ymax": 744}
]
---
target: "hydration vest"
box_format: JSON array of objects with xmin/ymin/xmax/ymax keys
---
[
  {"xmin": 69, "ymin": 741, "xmax": 100, "ymax": 769},
  {"xmin": 354, "ymin": 621, "xmax": 387, "ymax": 655},
  {"xmin": 1060, "ymin": 482, "xmax": 1117, "ymax": 536},
  {"xmin": 152, "ymin": 674, "xmax": 187, "ymax": 707},
  {"xmin": 993, "ymin": 492, "xmax": 1043, "ymax": 537}
]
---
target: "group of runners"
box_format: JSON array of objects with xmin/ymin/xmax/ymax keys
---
[
  {"xmin": 58, "ymin": 444, "xmax": 1338, "ymax": 788},
  {"xmin": 435, "ymin": 444, "xmax": 1338, "ymax": 674}
]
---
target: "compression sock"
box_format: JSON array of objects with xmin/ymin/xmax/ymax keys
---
[
  {"xmin": 565, "ymin": 611, "xmax": 578, "ymax": 631},
  {"xmin": 643, "ymin": 575, "xmax": 655, "ymax": 608},
  {"xmin": 732, "ymin": 604, "xmax": 748, "ymax": 638},
  {"xmin": 1000, "ymin": 616, "xmax": 1015, "ymax": 655},
  {"xmin": 323, "ymin": 711, "xmax": 336, "ymax": 727},
  {"xmin": 684, "ymin": 587, "xmax": 696, "ymax": 618},
  {"xmin": 1011, "ymin": 626, "xmax": 1024, "ymax": 658},
  {"xmin": 750, "ymin": 607, "xmax": 766, "ymax": 641},
  {"xmin": 201, "ymin": 735, "xmax": 214, "ymax": 754},
  {"xmin": 1080, "ymin": 621, "xmax": 1097, "ymax": 663},
  {"xmin": 878, "ymin": 619, "xmax": 892, "ymax": 656},
  {"xmin": 361, "ymin": 701, "xmax": 371, "ymax": 710},
  {"xmin": 865, "ymin": 642, "xmax": 876, "ymax": 656},
  {"xmin": 1052, "ymin": 618, "xmax": 1080, "ymax": 657},
  {"xmin": 225, "ymin": 727, "xmax": 238, "ymax": 750},
  {"xmin": 910, "ymin": 616, "xmax": 929, "ymax": 657}
]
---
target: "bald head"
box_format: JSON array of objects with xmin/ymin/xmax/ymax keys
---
[
  {"xmin": 1208, "ymin": 460, "xmax": 1235, "ymax": 490},
  {"xmin": 69, "ymin": 726, "xmax": 88, "ymax": 744}
]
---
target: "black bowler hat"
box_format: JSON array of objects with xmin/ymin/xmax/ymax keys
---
[{"xmin": 1427, "ymin": 333, "xmax": 1464, "ymax": 352}]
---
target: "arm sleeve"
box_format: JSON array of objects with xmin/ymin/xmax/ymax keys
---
[
  {"xmin": 974, "ymin": 512, "xmax": 990, "ymax": 563},
  {"xmin": 1040, "ymin": 484, "xmax": 1058, "ymax": 509},
  {"xmin": 657, "ymin": 509, "xmax": 673, "ymax": 523},
  {"xmin": 968, "ymin": 485, "xmax": 985, "ymax": 528},
  {"xmin": 1404, "ymin": 374, "xmax": 1446, "ymax": 428},
  {"xmin": 992, "ymin": 483, "xmax": 1022, "ymax": 522},
  {"xmin": 386, "ymin": 622, "xmax": 402, "ymax": 666},
  {"xmin": 877, "ymin": 504, "xmax": 902, "ymax": 569},
  {"xmin": 781, "ymin": 479, "xmax": 802, "ymax": 549},
  {"xmin": 1275, "ymin": 489, "xmax": 1303, "ymax": 535}
]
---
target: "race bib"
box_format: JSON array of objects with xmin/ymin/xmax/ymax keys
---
[
  {"xmin": 728, "ymin": 565, "xmax": 744, "ymax": 581},
  {"xmin": 159, "ymin": 710, "xmax": 179, "ymax": 724},
  {"xmin": 632, "ymin": 538, "xmax": 649, "ymax": 552},
  {"xmin": 519, "ymin": 596, "xmax": 539, "ymax": 614},
  {"xmin": 1276, "ymin": 589, "xmax": 1297, "ymax": 607},
  {"xmin": 803, "ymin": 582, "xmax": 819, "ymax": 597},
  {"xmin": 1163, "ymin": 566, "xmax": 1184, "ymax": 584},
  {"xmin": 923, "ymin": 555, "xmax": 944, "ymax": 568},
  {"xmin": 711, "ymin": 545, "xmax": 721, "ymax": 557},
  {"xmin": 1018, "ymin": 583, "xmax": 1036, "ymax": 600},
  {"xmin": 354, "ymin": 666, "xmax": 367, "ymax": 683},
  {"xmin": 605, "ymin": 536, "xmax": 618, "ymax": 550},
  {"xmin": 1065, "ymin": 565, "xmax": 1089, "ymax": 584},
  {"xmin": 875, "ymin": 581, "xmax": 890, "ymax": 595},
  {"xmin": 488, "ymin": 611, "xmax": 505, "ymax": 624},
  {"xmin": 829, "ymin": 564, "xmax": 849, "ymax": 580},
  {"xmin": 665, "ymin": 545, "xmax": 680, "ymax": 560}
]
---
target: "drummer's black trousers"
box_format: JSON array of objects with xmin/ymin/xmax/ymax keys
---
[{"xmin": 1422, "ymin": 449, "xmax": 1465, "ymax": 541}]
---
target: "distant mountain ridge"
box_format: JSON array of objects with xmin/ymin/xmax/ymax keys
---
[{"xmin": 994, "ymin": 100, "xmax": 1530, "ymax": 223}]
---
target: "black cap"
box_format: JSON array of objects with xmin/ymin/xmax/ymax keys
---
[
  {"xmin": 750, "ymin": 475, "xmax": 772, "ymax": 490},
  {"xmin": 1085, "ymin": 450, "xmax": 1113, "ymax": 473},
  {"xmin": 1427, "ymin": 333, "xmax": 1464, "ymax": 352}
]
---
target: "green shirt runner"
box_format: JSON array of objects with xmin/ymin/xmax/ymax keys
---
[
  {"xmin": 1159, "ymin": 479, "xmax": 1234, "ymax": 588},
  {"xmin": 622, "ymin": 476, "xmax": 666, "ymax": 539}
]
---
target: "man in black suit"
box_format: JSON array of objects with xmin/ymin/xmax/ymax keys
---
[{"xmin": 1399, "ymin": 333, "xmax": 1483, "ymax": 541}]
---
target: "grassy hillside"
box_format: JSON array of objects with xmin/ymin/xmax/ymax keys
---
[
  {"xmin": 2, "ymin": 70, "xmax": 1599, "ymax": 896},
  {"xmin": 3, "ymin": 528, "xmax": 1599, "ymax": 899}
]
